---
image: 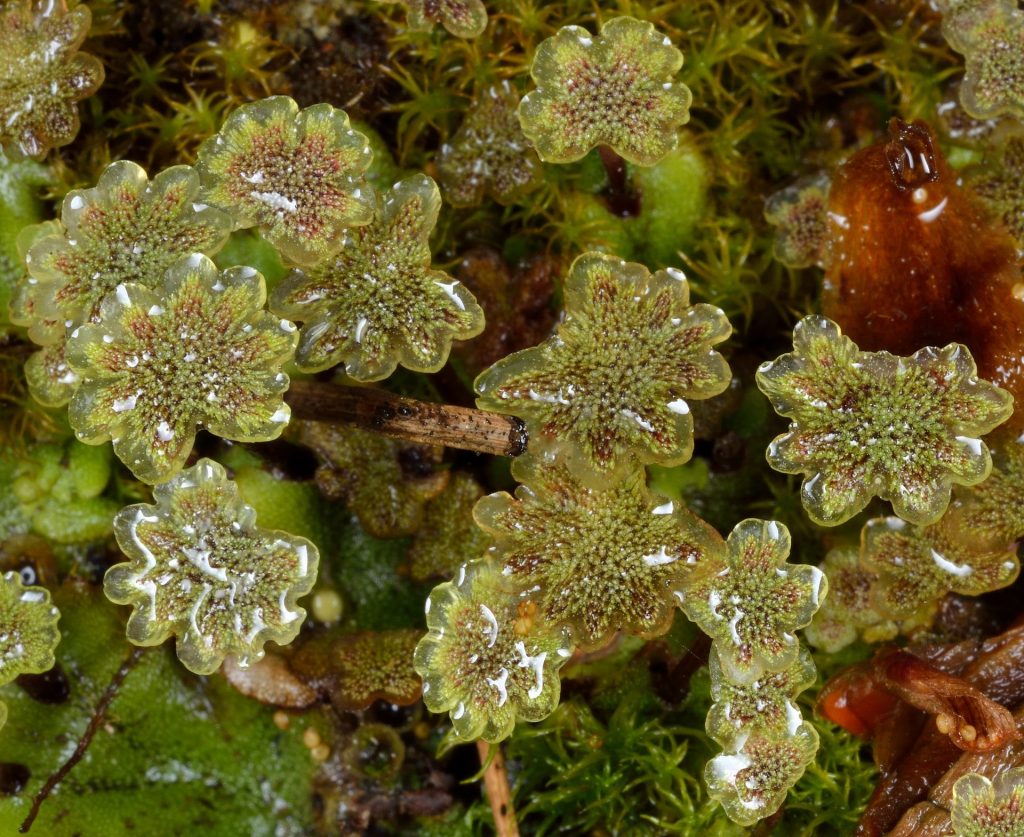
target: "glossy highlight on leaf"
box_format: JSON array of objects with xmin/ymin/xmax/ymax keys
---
[
  {"xmin": 0, "ymin": 569, "xmax": 61, "ymax": 686},
  {"xmin": 66, "ymin": 254, "xmax": 297, "ymax": 484},
  {"xmin": 953, "ymin": 434, "xmax": 1024, "ymax": 544},
  {"xmin": 756, "ymin": 315, "xmax": 1013, "ymax": 526},
  {"xmin": 271, "ymin": 174, "xmax": 485, "ymax": 380},
  {"xmin": 0, "ymin": 0, "xmax": 104, "ymax": 158},
  {"xmin": 861, "ymin": 514, "xmax": 1020, "ymax": 621},
  {"xmin": 12, "ymin": 161, "xmax": 233, "ymax": 347},
  {"xmin": 475, "ymin": 452, "xmax": 725, "ymax": 650},
  {"xmin": 519, "ymin": 16, "xmax": 692, "ymax": 165},
  {"xmin": 681, "ymin": 519, "xmax": 825, "ymax": 680},
  {"xmin": 706, "ymin": 644, "xmax": 816, "ymax": 747},
  {"xmin": 23, "ymin": 340, "xmax": 78, "ymax": 408},
  {"xmin": 105, "ymin": 458, "xmax": 319, "ymax": 675},
  {"xmin": 704, "ymin": 721, "xmax": 819, "ymax": 827},
  {"xmin": 196, "ymin": 95, "xmax": 375, "ymax": 266},
  {"xmin": 475, "ymin": 252, "xmax": 732, "ymax": 487},
  {"xmin": 437, "ymin": 80, "xmax": 541, "ymax": 207},
  {"xmin": 414, "ymin": 559, "xmax": 573, "ymax": 743},
  {"xmin": 940, "ymin": 0, "xmax": 1024, "ymax": 121}
]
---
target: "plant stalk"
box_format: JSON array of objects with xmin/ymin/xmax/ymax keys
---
[
  {"xmin": 477, "ymin": 740, "xmax": 520, "ymax": 837},
  {"xmin": 284, "ymin": 380, "xmax": 528, "ymax": 457}
]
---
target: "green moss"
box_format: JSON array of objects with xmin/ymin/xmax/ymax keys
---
[
  {"xmin": 625, "ymin": 136, "xmax": 710, "ymax": 265},
  {"xmin": 0, "ymin": 158, "xmax": 51, "ymax": 332},
  {"xmin": 0, "ymin": 582, "xmax": 317, "ymax": 835}
]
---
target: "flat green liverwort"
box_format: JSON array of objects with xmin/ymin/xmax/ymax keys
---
[
  {"xmin": 757, "ymin": 315, "xmax": 1013, "ymax": 526},
  {"xmin": 437, "ymin": 80, "xmax": 542, "ymax": 207},
  {"xmin": 11, "ymin": 161, "xmax": 233, "ymax": 406},
  {"xmin": 861, "ymin": 513, "xmax": 1020, "ymax": 621},
  {"xmin": 681, "ymin": 518, "xmax": 825, "ymax": 681},
  {"xmin": 414, "ymin": 559, "xmax": 573, "ymax": 743},
  {"xmin": 475, "ymin": 252, "xmax": 732, "ymax": 487},
  {"xmin": 66, "ymin": 254, "xmax": 297, "ymax": 484},
  {"xmin": 105, "ymin": 458, "xmax": 319, "ymax": 675},
  {"xmin": 951, "ymin": 767, "xmax": 1024, "ymax": 837},
  {"xmin": 0, "ymin": 0, "xmax": 104, "ymax": 158},
  {"xmin": 196, "ymin": 95, "xmax": 375, "ymax": 267},
  {"xmin": 704, "ymin": 720, "xmax": 820, "ymax": 827},
  {"xmin": 382, "ymin": 0, "xmax": 488, "ymax": 39},
  {"xmin": 271, "ymin": 174, "xmax": 485, "ymax": 380},
  {"xmin": 519, "ymin": 16, "xmax": 693, "ymax": 165},
  {"xmin": 474, "ymin": 452, "xmax": 725, "ymax": 650},
  {"xmin": 0, "ymin": 570, "xmax": 61, "ymax": 732}
]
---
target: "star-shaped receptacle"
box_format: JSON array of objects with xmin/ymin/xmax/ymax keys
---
[
  {"xmin": 861, "ymin": 513, "xmax": 1020, "ymax": 621},
  {"xmin": 704, "ymin": 721, "xmax": 820, "ymax": 827},
  {"xmin": 475, "ymin": 252, "xmax": 732, "ymax": 487},
  {"xmin": 756, "ymin": 315, "xmax": 1013, "ymax": 526},
  {"xmin": 196, "ymin": 95, "xmax": 376, "ymax": 266},
  {"xmin": 437, "ymin": 81, "xmax": 541, "ymax": 207},
  {"xmin": 681, "ymin": 518, "xmax": 825, "ymax": 680},
  {"xmin": 0, "ymin": 570, "xmax": 61, "ymax": 686},
  {"xmin": 13, "ymin": 161, "xmax": 233, "ymax": 344},
  {"xmin": 0, "ymin": 570, "xmax": 61, "ymax": 733},
  {"xmin": 950, "ymin": 768, "xmax": 1024, "ymax": 837},
  {"xmin": 105, "ymin": 458, "xmax": 319, "ymax": 675},
  {"xmin": 763, "ymin": 172, "xmax": 831, "ymax": 269},
  {"xmin": 329, "ymin": 629, "xmax": 423, "ymax": 711},
  {"xmin": 0, "ymin": 0, "xmax": 104, "ymax": 158},
  {"xmin": 474, "ymin": 452, "xmax": 725, "ymax": 650},
  {"xmin": 706, "ymin": 644, "xmax": 817, "ymax": 748},
  {"xmin": 803, "ymin": 546, "xmax": 896, "ymax": 653},
  {"xmin": 271, "ymin": 174, "xmax": 485, "ymax": 380},
  {"xmin": 66, "ymin": 254, "xmax": 297, "ymax": 484},
  {"xmin": 11, "ymin": 161, "xmax": 233, "ymax": 406},
  {"xmin": 414, "ymin": 559, "xmax": 574, "ymax": 743},
  {"xmin": 940, "ymin": 0, "xmax": 1024, "ymax": 121},
  {"xmin": 384, "ymin": 0, "xmax": 488, "ymax": 39},
  {"xmin": 518, "ymin": 16, "xmax": 692, "ymax": 165}
]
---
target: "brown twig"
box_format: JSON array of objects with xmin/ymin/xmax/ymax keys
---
[
  {"xmin": 477, "ymin": 740, "xmax": 520, "ymax": 837},
  {"xmin": 285, "ymin": 380, "xmax": 528, "ymax": 457},
  {"xmin": 20, "ymin": 647, "xmax": 146, "ymax": 833}
]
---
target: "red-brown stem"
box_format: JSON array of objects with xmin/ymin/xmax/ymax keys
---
[
  {"xmin": 284, "ymin": 380, "xmax": 528, "ymax": 457},
  {"xmin": 477, "ymin": 740, "xmax": 520, "ymax": 837},
  {"xmin": 598, "ymin": 145, "xmax": 640, "ymax": 218},
  {"xmin": 21, "ymin": 647, "xmax": 146, "ymax": 833}
]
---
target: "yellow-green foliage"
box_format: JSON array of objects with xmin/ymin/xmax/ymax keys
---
[
  {"xmin": 106, "ymin": 458, "xmax": 318, "ymax": 674},
  {"xmin": 757, "ymin": 316, "xmax": 1013, "ymax": 526}
]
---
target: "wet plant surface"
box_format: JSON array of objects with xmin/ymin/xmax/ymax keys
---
[{"xmin": 3, "ymin": 1, "xmax": 1024, "ymax": 835}]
